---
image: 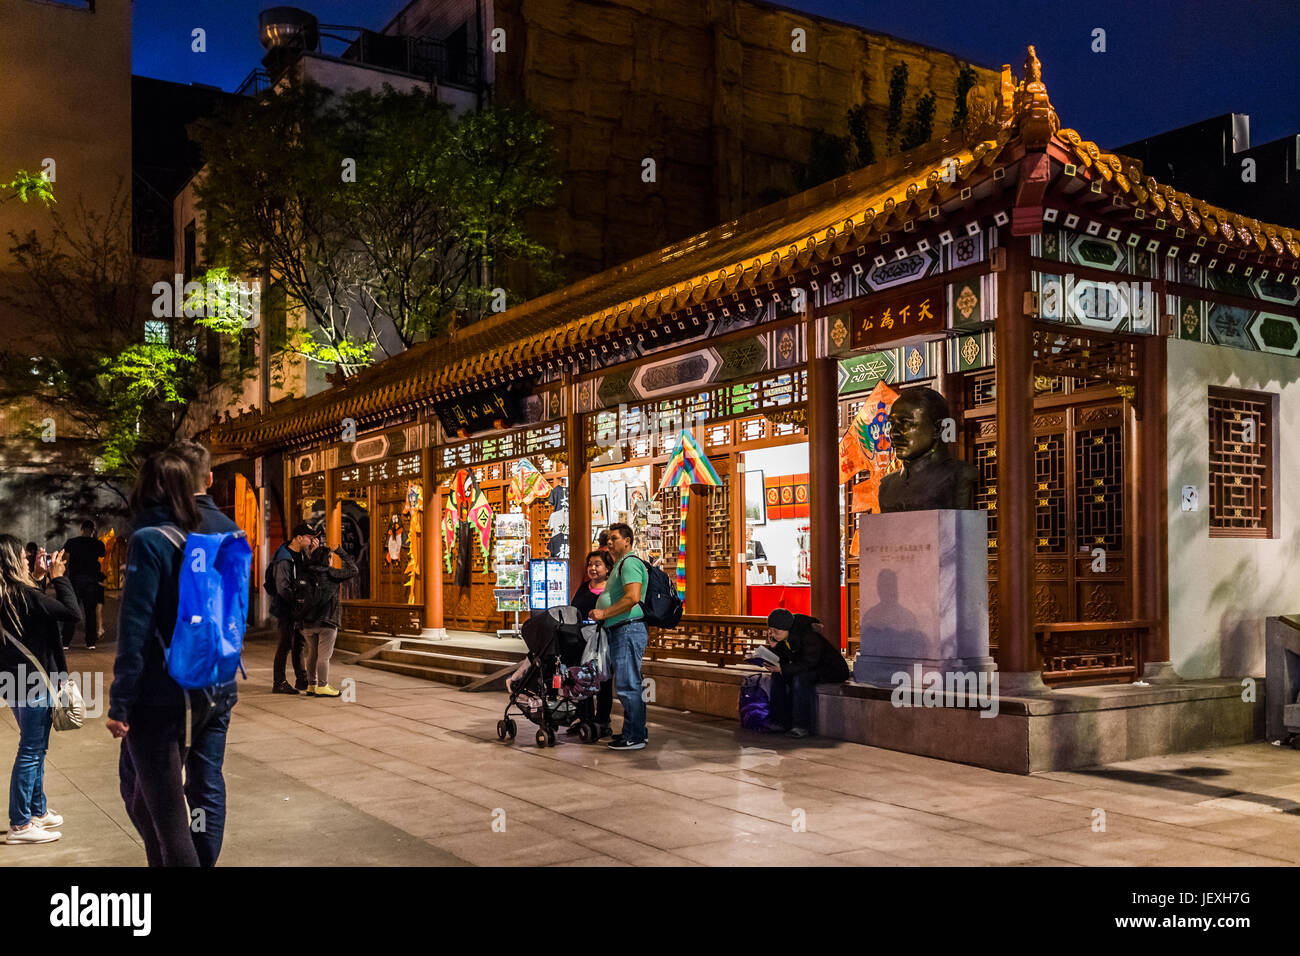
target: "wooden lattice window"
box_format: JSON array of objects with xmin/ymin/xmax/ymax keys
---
[
  {"xmin": 975, "ymin": 438, "xmax": 998, "ymax": 548},
  {"xmin": 1075, "ymin": 426, "xmax": 1123, "ymax": 549},
  {"xmin": 706, "ymin": 476, "xmax": 731, "ymax": 562},
  {"xmin": 1035, "ymin": 433, "xmax": 1066, "ymax": 553},
  {"xmin": 1209, "ymin": 387, "xmax": 1276, "ymax": 538}
]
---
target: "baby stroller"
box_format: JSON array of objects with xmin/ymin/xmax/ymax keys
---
[{"xmin": 497, "ymin": 605, "xmax": 610, "ymax": 748}]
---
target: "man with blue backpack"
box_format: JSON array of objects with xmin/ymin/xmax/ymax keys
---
[{"xmin": 107, "ymin": 442, "xmax": 250, "ymax": 867}]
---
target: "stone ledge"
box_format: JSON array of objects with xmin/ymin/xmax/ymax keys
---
[
  {"xmin": 815, "ymin": 679, "xmax": 1265, "ymax": 774},
  {"xmin": 825, "ymin": 677, "xmax": 1255, "ymax": 716}
]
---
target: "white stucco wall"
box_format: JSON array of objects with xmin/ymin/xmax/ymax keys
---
[{"xmin": 1166, "ymin": 337, "xmax": 1300, "ymax": 679}]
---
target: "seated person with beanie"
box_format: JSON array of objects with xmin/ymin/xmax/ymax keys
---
[{"xmin": 759, "ymin": 608, "xmax": 850, "ymax": 738}]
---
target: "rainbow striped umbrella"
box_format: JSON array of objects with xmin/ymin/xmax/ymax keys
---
[{"xmin": 656, "ymin": 430, "xmax": 722, "ymax": 600}]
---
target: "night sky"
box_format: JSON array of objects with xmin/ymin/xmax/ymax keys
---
[{"xmin": 132, "ymin": 0, "xmax": 1300, "ymax": 150}]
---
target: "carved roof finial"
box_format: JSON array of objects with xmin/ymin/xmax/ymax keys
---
[{"xmin": 1025, "ymin": 45, "xmax": 1043, "ymax": 84}]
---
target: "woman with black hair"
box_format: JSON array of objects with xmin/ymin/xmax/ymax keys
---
[
  {"xmin": 568, "ymin": 549, "xmax": 615, "ymax": 740},
  {"xmin": 0, "ymin": 535, "xmax": 80, "ymax": 844},
  {"xmin": 107, "ymin": 450, "xmax": 219, "ymax": 867}
]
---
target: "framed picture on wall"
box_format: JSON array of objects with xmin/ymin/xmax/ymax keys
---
[
  {"xmin": 609, "ymin": 479, "xmax": 628, "ymax": 513},
  {"xmin": 591, "ymin": 494, "xmax": 608, "ymax": 527},
  {"xmin": 744, "ymin": 470, "xmax": 766, "ymax": 526}
]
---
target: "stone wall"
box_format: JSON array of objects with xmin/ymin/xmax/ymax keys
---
[{"xmin": 396, "ymin": 0, "xmax": 997, "ymax": 285}]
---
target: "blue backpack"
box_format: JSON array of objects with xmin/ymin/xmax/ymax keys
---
[{"xmin": 155, "ymin": 526, "xmax": 252, "ymax": 688}]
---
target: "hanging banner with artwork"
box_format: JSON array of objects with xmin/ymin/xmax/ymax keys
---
[
  {"xmin": 509, "ymin": 457, "xmax": 552, "ymax": 506},
  {"xmin": 656, "ymin": 430, "xmax": 722, "ymax": 601},
  {"xmin": 402, "ymin": 482, "xmax": 422, "ymax": 604},
  {"xmin": 839, "ymin": 380, "xmax": 903, "ymax": 514},
  {"xmin": 442, "ymin": 468, "xmax": 495, "ymax": 573}
]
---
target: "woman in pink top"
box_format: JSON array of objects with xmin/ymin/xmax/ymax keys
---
[{"xmin": 569, "ymin": 550, "xmax": 613, "ymax": 737}]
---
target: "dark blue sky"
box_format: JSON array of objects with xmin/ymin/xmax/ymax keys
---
[{"xmin": 133, "ymin": 0, "xmax": 1300, "ymax": 149}]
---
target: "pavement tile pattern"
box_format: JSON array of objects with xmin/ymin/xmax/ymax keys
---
[{"xmin": 2, "ymin": 635, "xmax": 1298, "ymax": 866}]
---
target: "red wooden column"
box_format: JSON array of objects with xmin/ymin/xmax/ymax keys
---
[
  {"xmin": 993, "ymin": 233, "xmax": 1044, "ymax": 691},
  {"xmin": 1137, "ymin": 334, "xmax": 1177, "ymax": 680},
  {"xmin": 806, "ymin": 312, "xmax": 843, "ymax": 643},
  {"xmin": 565, "ymin": 375, "xmax": 591, "ymax": 597},
  {"xmin": 421, "ymin": 439, "xmax": 447, "ymax": 638}
]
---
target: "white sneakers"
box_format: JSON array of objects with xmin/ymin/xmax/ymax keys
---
[
  {"xmin": 6, "ymin": 824, "xmax": 60, "ymax": 844},
  {"xmin": 31, "ymin": 810, "xmax": 63, "ymax": 828},
  {"xmin": 6, "ymin": 810, "xmax": 63, "ymax": 844}
]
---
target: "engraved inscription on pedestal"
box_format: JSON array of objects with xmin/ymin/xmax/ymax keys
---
[{"xmin": 853, "ymin": 509, "xmax": 995, "ymax": 686}]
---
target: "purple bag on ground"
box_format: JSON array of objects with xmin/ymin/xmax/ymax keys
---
[{"xmin": 738, "ymin": 673, "xmax": 771, "ymax": 729}]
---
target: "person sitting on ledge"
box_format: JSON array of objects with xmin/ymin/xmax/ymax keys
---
[{"xmin": 760, "ymin": 608, "xmax": 849, "ymax": 738}]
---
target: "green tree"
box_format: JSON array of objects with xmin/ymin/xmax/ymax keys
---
[
  {"xmin": 1, "ymin": 170, "xmax": 54, "ymax": 207},
  {"xmin": 0, "ymin": 184, "xmax": 250, "ymax": 485},
  {"xmin": 951, "ymin": 63, "xmax": 978, "ymax": 130},
  {"xmin": 846, "ymin": 102, "xmax": 876, "ymax": 169},
  {"xmin": 886, "ymin": 63, "xmax": 909, "ymax": 151},
  {"xmin": 898, "ymin": 91, "xmax": 937, "ymax": 152},
  {"xmin": 190, "ymin": 83, "xmax": 561, "ymax": 377}
]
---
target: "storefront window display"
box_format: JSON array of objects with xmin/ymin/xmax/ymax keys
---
[
  {"xmin": 336, "ymin": 466, "xmax": 371, "ymax": 601},
  {"xmin": 589, "ymin": 464, "xmax": 655, "ymax": 563}
]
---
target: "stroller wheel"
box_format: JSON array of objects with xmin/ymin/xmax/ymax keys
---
[
  {"xmin": 504, "ymin": 719, "xmax": 517, "ymax": 739},
  {"xmin": 496, "ymin": 719, "xmax": 507, "ymax": 740},
  {"xmin": 546, "ymin": 729, "xmax": 557, "ymax": 747},
  {"xmin": 535, "ymin": 729, "xmax": 549, "ymax": 748},
  {"xmin": 577, "ymin": 722, "xmax": 594, "ymax": 743}
]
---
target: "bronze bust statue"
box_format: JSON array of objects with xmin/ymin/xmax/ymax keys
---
[{"xmin": 878, "ymin": 387, "xmax": 976, "ymax": 512}]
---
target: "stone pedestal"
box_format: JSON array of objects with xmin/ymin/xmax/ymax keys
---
[{"xmin": 852, "ymin": 509, "xmax": 995, "ymax": 686}]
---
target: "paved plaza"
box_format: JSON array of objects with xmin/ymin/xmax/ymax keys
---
[{"xmin": 3, "ymin": 634, "xmax": 1299, "ymax": 867}]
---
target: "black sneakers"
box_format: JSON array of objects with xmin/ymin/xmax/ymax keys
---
[
  {"xmin": 607, "ymin": 735, "xmax": 646, "ymax": 751},
  {"xmin": 293, "ymin": 678, "xmax": 309, "ymax": 691},
  {"xmin": 272, "ymin": 681, "xmax": 299, "ymax": 695}
]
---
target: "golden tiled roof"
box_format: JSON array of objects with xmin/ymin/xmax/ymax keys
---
[{"xmin": 208, "ymin": 46, "xmax": 1299, "ymax": 452}]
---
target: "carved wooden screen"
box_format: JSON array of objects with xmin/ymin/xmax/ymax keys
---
[
  {"xmin": 968, "ymin": 394, "xmax": 1130, "ymax": 660},
  {"xmin": 703, "ymin": 468, "xmax": 734, "ymax": 615},
  {"xmin": 1208, "ymin": 387, "xmax": 1275, "ymax": 538}
]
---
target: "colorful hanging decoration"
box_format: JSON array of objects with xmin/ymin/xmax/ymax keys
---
[
  {"xmin": 442, "ymin": 469, "xmax": 495, "ymax": 572},
  {"xmin": 839, "ymin": 380, "xmax": 904, "ymax": 514},
  {"xmin": 656, "ymin": 430, "xmax": 722, "ymax": 601},
  {"xmin": 402, "ymin": 482, "xmax": 423, "ymax": 604},
  {"xmin": 509, "ymin": 458, "xmax": 552, "ymax": 506}
]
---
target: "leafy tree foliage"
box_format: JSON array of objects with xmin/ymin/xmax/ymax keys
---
[
  {"xmin": 0, "ymin": 184, "xmax": 248, "ymax": 485},
  {"xmin": 189, "ymin": 83, "xmax": 560, "ymax": 376}
]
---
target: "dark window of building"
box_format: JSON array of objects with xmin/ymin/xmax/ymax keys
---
[
  {"xmin": 266, "ymin": 280, "xmax": 288, "ymax": 352},
  {"xmin": 446, "ymin": 22, "xmax": 469, "ymax": 84},
  {"xmin": 183, "ymin": 220, "xmax": 198, "ymax": 282},
  {"xmin": 1208, "ymin": 386, "xmax": 1276, "ymax": 538}
]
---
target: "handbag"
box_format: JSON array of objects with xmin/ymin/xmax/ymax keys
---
[{"xmin": 2, "ymin": 628, "xmax": 85, "ymax": 732}]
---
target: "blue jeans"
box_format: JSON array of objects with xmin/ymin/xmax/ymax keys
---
[
  {"xmin": 9, "ymin": 685, "xmax": 51, "ymax": 828},
  {"xmin": 119, "ymin": 683, "xmax": 236, "ymax": 867},
  {"xmin": 609, "ymin": 620, "xmax": 649, "ymax": 742}
]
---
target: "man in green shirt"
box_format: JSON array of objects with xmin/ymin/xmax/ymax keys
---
[{"xmin": 590, "ymin": 522, "xmax": 649, "ymax": 749}]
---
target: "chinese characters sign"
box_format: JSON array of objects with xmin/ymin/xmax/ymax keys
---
[{"xmin": 849, "ymin": 284, "xmax": 945, "ymax": 350}]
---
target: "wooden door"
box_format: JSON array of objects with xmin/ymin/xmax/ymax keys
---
[{"xmin": 969, "ymin": 387, "xmax": 1130, "ymax": 655}]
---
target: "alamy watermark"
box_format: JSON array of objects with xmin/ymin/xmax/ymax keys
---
[
  {"xmin": 152, "ymin": 273, "xmax": 261, "ymax": 327},
  {"xmin": 890, "ymin": 665, "xmax": 999, "ymax": 718},
  {"xmin": 1, "ymin": 668, "xmax": 105, "ymax": 715}
]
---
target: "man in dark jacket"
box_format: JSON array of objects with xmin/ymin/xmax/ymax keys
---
[
  {"xmin": 299, "ymin": 544, "xmax": 358, "ymax": 698},
  {"xmin": 760, "ymin": 608, "xmax": 850, "ymax": 738},
  {"xmin": 109, "ymin": 440, "xmax": 244, "ymax": 867},
  {"xmin": 59, "ymin": 520, "xmax": 105, "ymax": 649},
  {"xmin": 270, "ymin": 524, "xmax": 315, "ymax": 694}
]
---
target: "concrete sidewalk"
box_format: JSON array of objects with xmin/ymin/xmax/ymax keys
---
[{"xmin": 2, "ymin": 634, "xmax": 1299, "ymax": 866}]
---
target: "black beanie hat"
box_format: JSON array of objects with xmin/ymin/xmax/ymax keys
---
[{"xmin": 767, "ymin": 608, "xmax": 795, "ymax": 631}]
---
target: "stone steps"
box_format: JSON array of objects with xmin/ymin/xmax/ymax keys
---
[{"xmin": 333, "ymin": 632, "xmax": 526, "ymax": 689}]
